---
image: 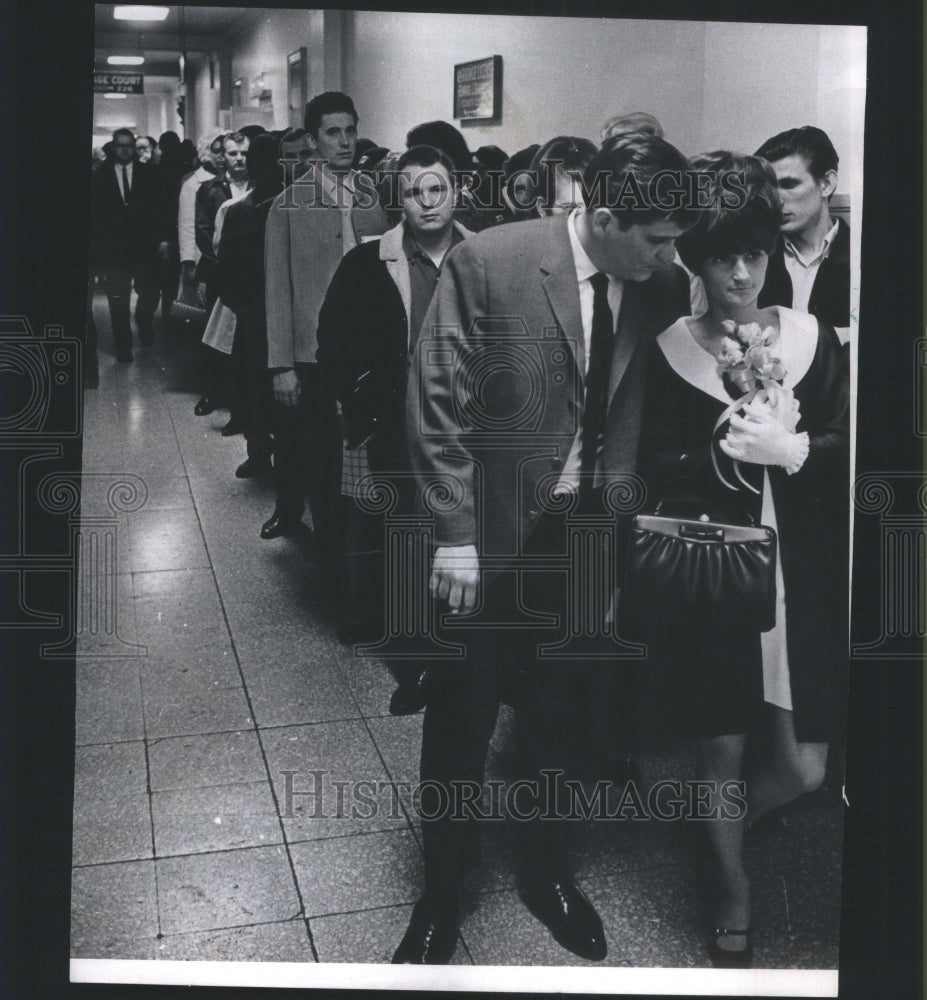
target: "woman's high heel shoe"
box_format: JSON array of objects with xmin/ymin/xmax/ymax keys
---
[{"xmin": 707, "ymin": 927, "xmax": 753, "ymax": 968}]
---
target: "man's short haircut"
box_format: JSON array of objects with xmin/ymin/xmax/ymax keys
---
[
  {"xmin": 600, "ymin": 112, "xmax": 664, "ymax": 143},
  {"xmin": 529, "ymin": 136, "xmax": 597, "ymax": 212},
  {"xmin": 675, "ymin": 151, "xmax": 782, "ymax": 274},
  {"xmin": 112, "ymin": 127, "xmax": 135, "ymax": 144},
  {"xmin": 584, "ymin": 133, "xmax": 698, "ymax": 230},
  {"xmin": 405, "ymin": 121, "xmax": 471, "ymax": 174},
  {"xmin": 754, "ymin": 126, "xmax": 839, "ymax": 180},
  {"xmin": 396, "ymin": 144, "xmax": 458, "ymax": 181},
  {"xmin": 223, "ymin": 132, "xmax": 247, "ymax": 149},
  {"xmin": 303, "ymin": 92, "xmax": 358, "ymax": 136},
  {"xmin": 238, "ymin": 124, "xmax": 267, "ymax": 142}
]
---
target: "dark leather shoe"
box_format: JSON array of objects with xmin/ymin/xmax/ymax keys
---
[
  {"xmin": 389, "ymin": 671, "xmax": 428, "ymax": 716},
  {"xmin": 116, "ymin": 350, "xmax": 134, "ymax": 363},
  {"xmin": 235, "ymin": 457, "xmax": 273, "ymax": 479},
  {"xmin": 137, "ymin": 325, "xmax": 154, "ymax": 347},
  {"xmin": 260, "ymin": 507, "xmax": 302, "ymax": 539},
  {"xmin": 391, "ymin": 897, "xmax": 459, "ymax": 964},
  {"xmin": 194, "ymin": 395, "xmax": 217, "ymax": 416},
  {"xmin": 519, "ymin": 878, "xmax": 607, "ymax": 961},
  {"xmin": 221, "ymin": 418, "xmax": 244, "ymax": 437}
]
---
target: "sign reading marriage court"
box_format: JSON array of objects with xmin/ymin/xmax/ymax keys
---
[
  {"xmin": 453, "ymin": 55, "xmax": 502, "ymax": 123},
  {"xmin": 93, "ymin": 71, "xmax": 144, "ymax": 95}
]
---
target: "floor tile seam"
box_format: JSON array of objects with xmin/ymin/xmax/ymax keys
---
[
  {"xmin": 148, "ymin": 777, "xmax": 283, "ymax": 795},
  {"xmin": 153, "ymin": 914, "xmax": 312, "ymax": 940},
  {"xmin": 354, "ymin": 713, "xmax": 425, "ymax": 839},
  {"xmin": 282, "ymin": 825, "xmax": 423, "ymax": 849},
  {"xmin": 137, "ymin": 667, "xmax": 165, "ymax": 939},
  {"xmin": 175, "ymin": 505, "xmax": 322, "ymax": 963}
]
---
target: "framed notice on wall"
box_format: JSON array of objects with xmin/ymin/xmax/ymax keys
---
[
  {"xmin": 287, "ymin": 47, "xmax": 308, "ymax": 129},
  {"xmin": 453, "ymin": 55, "xmax": 502, "ymax": 123}
]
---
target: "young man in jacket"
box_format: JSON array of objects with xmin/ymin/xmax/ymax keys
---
[
  {"xmin": 755, "ymin": 126, "xmax": 850, "ymax": 344},
  {"xmin": 316, "ymin": 144, "xmax": 470, "ymax": 706}
]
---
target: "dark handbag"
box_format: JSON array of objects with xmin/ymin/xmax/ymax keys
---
[
  {"xmin": 620, "ymin": 507, "xmax": 777, "ymax": 636},
  {"xmin": 169, "ymin": 278, "xmax": 208, "ymax": 323}
]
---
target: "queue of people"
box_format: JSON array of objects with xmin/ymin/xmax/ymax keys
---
[{"xmin": 88, "ymin": 95, "xmax": 850, "ymax": 969}]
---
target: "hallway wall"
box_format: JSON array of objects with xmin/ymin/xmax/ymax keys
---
[{"xmin": 185, "ymin": 10, "xmax": 864, "ymax": 197}]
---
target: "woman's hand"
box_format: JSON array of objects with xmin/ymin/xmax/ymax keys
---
[
  {"xmin": 720, "ymin": 409, "xmax": 795, "ymax": 467},
  {"xmin": 743, "ymin": 387, "xmax": 800, "ymax": 432}
]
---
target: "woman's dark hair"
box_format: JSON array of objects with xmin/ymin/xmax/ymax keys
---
[{"xmin": 675, "ymin": 151, "xmax": 782, "ymax": 274}]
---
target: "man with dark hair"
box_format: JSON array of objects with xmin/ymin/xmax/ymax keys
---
[
  {"xmin": 262, "ymin": 92, "xmax": 388, "ymax": 557},
  {"xmin": 89, "ymin": 127, "xmax": 169, "ymax": 361},
  {"xmin": 394, "ymin": 133, "xmax": 696, "ymax": 964},
  {"xmin": 755, "ymin": 126, "xmax": 850, "ymax": 340},
  {"xmin": 316, "ymin": 144, "xmax": 471, "ymax": 701}
]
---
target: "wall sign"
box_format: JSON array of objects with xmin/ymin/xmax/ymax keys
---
[
  {"xmin": 93, "ymin": 71, "xmax": 144, "ymax": 95},
  {"xmin": 453, "ymin": 55, "xmax": 502, "ymax": 123},
  {"xmin": 287, "ymin": 48, "xmax": 308, "ymax": 129}
]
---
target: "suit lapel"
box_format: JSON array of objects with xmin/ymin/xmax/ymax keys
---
[{"xmin": 540, "ymin": 220, "xmax": 583, "ymax": 372}]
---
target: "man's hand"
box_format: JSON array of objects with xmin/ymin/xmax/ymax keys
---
[
  {"xmin": 430, "ymin": 544, "xmax": 479, "ymax": 614},
  {"xmin": 273, "ymin": 369, "xmax": 300, "ymax": 407},
  {"xmin": 156, "ymin": 240, "xmax": 170, "ymax": 263}
]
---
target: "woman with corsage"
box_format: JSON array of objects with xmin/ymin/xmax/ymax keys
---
[{"xmin": 635, "ymin": 151, "xmax": 849, "ymax": 966}]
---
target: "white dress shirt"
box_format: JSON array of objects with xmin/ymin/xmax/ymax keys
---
[{"xmin": 783, "ymin": 218, "xmax": 840, "ymax": 314}]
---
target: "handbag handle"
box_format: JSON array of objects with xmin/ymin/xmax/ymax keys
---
[
  {"xmin": 652, "ymin": 497, "xmax": 758, "ymax": 529},
  {"xmin": 678, "ymin": 523, "xmax": 724, "ymax": 541}
]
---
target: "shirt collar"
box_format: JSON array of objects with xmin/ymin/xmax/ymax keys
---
[
  {"xmin": 403, "ymin": 223, "xmax": 463, "ymax": 263},
  {"xmin": 568, "ymin": 208, "xmax": 601, "ymax": 284},
  {"xmin": 783, "ymin": 217, "xmax": 840, "ymax": 266}
]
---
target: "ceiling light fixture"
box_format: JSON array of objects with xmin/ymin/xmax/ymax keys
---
[
  {"xmin": 113, "ymin": 6, "xmax": 170, "ymax": 21},
  {"xmin": 107, "ymin": 55, "xmax": 146, "ymax": 65}
]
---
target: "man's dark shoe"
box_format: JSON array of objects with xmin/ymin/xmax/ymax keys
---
[
  {"xmin": 137, "ymin": 324, "xmax": 154, "ymax": 347},
  {"xmin": 235, "ymin": 457, "xmax": 273, "ymax": 479},
  {"xmin": 116, "ymin": 350, "xmax": 134, "ymax": 363},
  {"xmin": 260, "ymin": 506, "xmax": 303, "ymax": 539},
  {"xmin": 519, "ymin": 877, "xmax": 607, "ymax": 961},
  {"xmin": 194, "ymin": 395, "xmax": 217, "ymax": 416},
  {"xmin": 389, "ymin": 670, "xmax": 428, "ymax": 716},
  {"xmin": 221, "ymin": 418, "xmax": 244, "ymax": 437},
  {"xmin": 391, "ymin": 896, "xmax": 459, "ymax": 964}
]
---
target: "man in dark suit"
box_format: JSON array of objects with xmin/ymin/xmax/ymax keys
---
[
  {"xmin": 755, "ymin": 126, "xmax": 850, "ymax": 343},
  {"xmin": 89, "ymin": 127, "xmax": 169, "ymax": 361},
  {"xmin": 395, "ymin": 134, "xmax": 696, "ymax": 964}
]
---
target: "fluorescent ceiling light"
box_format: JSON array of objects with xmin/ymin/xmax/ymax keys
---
[
  {"xmin": 103, "ymin": 93, "xmax": 129, "ymax": 99},
  {"xmin": 107, "ymin": 55, "xmax": 146, "ymax": 65},
  {"xmin": 113, "ymin": 6, "xmax": 170, "ymax": 21}
]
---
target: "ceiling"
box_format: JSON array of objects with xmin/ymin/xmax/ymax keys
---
[{"xmin": 94, "ymin": 4, "xmax": 264, "ymax": 65}]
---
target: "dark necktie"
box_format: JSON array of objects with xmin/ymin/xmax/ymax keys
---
[
  {"xmin": 579, "ymin": 271, "xmax": 614, "ymax": 495},
  {"xmin": 120, "ymin": 165, "xmax": 131, "ymax": 205}
]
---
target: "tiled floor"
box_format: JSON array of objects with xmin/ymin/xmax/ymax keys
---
[{"xmin": 71, "ymin": 299, "xmax": 844, "ymax": 971}]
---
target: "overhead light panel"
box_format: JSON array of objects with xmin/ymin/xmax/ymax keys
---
[
  {"xmin": 107, "ymin": 55, "xmax": 146, "ymax": 65},
  {"xmin": 113, "ymin": 6, "xmax": 170, "ymax": 21}
]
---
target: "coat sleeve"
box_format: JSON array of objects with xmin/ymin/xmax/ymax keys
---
[
  {"xmin": 789, "ymin": 321, "xmax": 850, "ymax": 490},
  {"xmin": 406, "ymin": 239, "xmax": 486, "ymax": 548},
  {"xmin": 194, "ymin": 184, "xmax": 215, "ymax": 260},
  {"xmin": 177, "ymin": 175, "xmax": 199, "ymax": 264},
  {"xmin": 264, "ymin": 193, "xmax": 296, "ymax": 371}
]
